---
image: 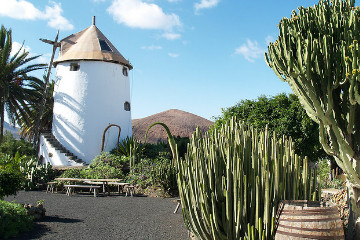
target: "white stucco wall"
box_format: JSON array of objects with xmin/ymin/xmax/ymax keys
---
[{"xmin": 51, "ymin": 61, "xmax": 132, "ymax": 164}]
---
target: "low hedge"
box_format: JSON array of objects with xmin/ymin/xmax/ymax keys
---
[{"xmin": 0, "ymin": 200, "xmax": 33, "ymax": 239}]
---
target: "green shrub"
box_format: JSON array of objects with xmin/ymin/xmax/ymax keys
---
[
  {"xmin": 0, "ymin": 132, "xmax": 35, "ymax": 157},
  {"xmin": 0, "ymin": 200, "xmax": 33, "ymax": 239},
  {"xmin": 0, "ymin": 152, "xmax": 55, "ymax": 191},
  {"xmin": 141, "ymin": 142, "xmax": 171, "ymax": 159},
  {"xmin": 126, "ymin": 158, "xmax": 177, "ymax": 193},
  {"xmin": 82, "ymin": 152, "xmax": 125, "ymax": 179},
  {"xmin": 140, "ymin": 137, "xmax": 189, "ymax": 160},
  {"xmin": 0, "ymin": 153, "xmax": 21, "ymax": 171},
  {"xmin": 58, "ymin": 168, "xmax": 84, "ymax": 185},
  {"xmin": 83, "ymin": 164, "xmax": 124, "ymax": 179},
  {"xmin": 60, "ymin": 153, "xmax": 125, "ymax": 180},
  {"xmin": 21, "ymin": 159, "xmax": 56, "ymax": 191},
  {"xmin": 212, "ymin": 94, "xmax": 326, "ymax": 162},
  {"xmin": 0, "ymin": 170, "xmax": 23, "ymax": 199},
  {"xmin": 60, "ymin": 168, "xmax": 83, "ymax": 178},
  {"xmin": 318, "ymin": 159, "xmax": 344, "ymax": 189},
  {"xmin": 91, "ymin": 152, "xmax": 128, "ymax": 169},
  {"xmin": 0, "ymin": 153, "xmax": 25, "ymax": 198}
]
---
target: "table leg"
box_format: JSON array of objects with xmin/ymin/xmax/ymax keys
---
[
  {"xmin": 174, "ymin": 200, "xmax": 181, "ymax": 214},
  {"xmin": 106, "ymin": 182, "xmax": 110, "ymax": 196}
]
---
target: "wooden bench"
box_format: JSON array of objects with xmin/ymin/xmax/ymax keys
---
[
  {"xmin": 84, "ymin": 181, "xmax": 107, "ymax": 193},
  {"xmin": 107, "ymin": 182, "xmax": 130, "ymax": 194},
  {"xmin": 46, "ymin": 181, "xmax": 57, "ymax": 193},
  {"xmin": 64, "ymin": 185, "xmax": 101, "ymax": 197}
]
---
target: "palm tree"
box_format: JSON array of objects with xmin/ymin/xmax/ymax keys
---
[
  {"xmin": 0, "ymin": 25, "xmax": 46, "ymax": 142},
  {"xmin": 17, "ymin": 76, "xmax": 54, "ymax": 140}
]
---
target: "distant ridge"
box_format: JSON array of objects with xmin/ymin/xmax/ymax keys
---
[
  {"xmin": 132, "ymin": 109, "xmax": 213, "ymax": 143},
  {"xmin": 3, "ymin": 121, "xmax": 20, "ymax": 139}
]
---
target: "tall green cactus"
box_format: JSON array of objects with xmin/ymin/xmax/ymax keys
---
[
  {"xmin": 178, "ymin": 119, "xmax": 318, "ymax": 240},
  {"xmin": 265, "ymin": 0, "xmax": 360, "ymax": 236}
]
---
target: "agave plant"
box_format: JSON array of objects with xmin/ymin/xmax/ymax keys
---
[{"xmin": 115, "ymin": 136, "xmax": 144, "ymax": 157}]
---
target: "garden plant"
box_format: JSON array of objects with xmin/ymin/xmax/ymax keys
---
[
  {"xmin": 178, "ymin": 119, "xmax": 319, "ymax": 240},
  {"xmin": 0, "ymin": 25, "xmax": 45, "ymax": 143},
  {"xmin": 213, "ymin": 93, "xmax": 326, "ymax": 161},
  {"xmin": 265, "ymin": 0, "xmax": 360, "ymax": 237},
  {"xmin": 0, "ymin": 200, "xmax": 33, "ymax": 239},
  {"xmin": 146, "ymin": 119, "xmax": 319, "ymax": 239}
]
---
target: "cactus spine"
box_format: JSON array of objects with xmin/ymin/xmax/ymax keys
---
[
  {"xmin": 177, "ymin": 119, "xmax": 318, "ymax": 240},
  {"xmin": 265, "ymin": 0, "xmax": 360, "ymax": 236}
]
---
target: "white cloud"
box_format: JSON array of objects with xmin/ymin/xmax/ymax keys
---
[
  {"xmin": 234, "ymin": 39, "xmax": 265, "ymax": 62},
  {"xmin": 194, "ymin": 0, "xmax": 220, "ymax": 13},
  {"xmin": 162, "ymin": 33, "xmax": 181, "ymax": 40},
  {"xmin": 168, "ymin": 53, "xmax": 179, "ymax": 58},
  {"xmin": 0, "ymin": 0, "xmax": 42, "ymax": 20},
  {"xmin": 168, "ymin": 0, "xmax": 180, "ymax": 2},
  {"xmin": 43, "ymin": 2, "xmax": 74, "ymax": 30},
  {"xmin": 141, "ymin": 45, "xmax": 162, "ymax": 50},
  {"xmin": 0, "ymin": 0, "xmax": 74, "ymax": 31},
  {"xmin": 11, "ymin": 41, "xmax": 51, "ymax": 64},
  {"xmin": 36, "ymin": 54, "xmax": 51, "ymax": 64},
  {"xmin": 107, "ymin": 0, "xmax": 181, "ymax": 31},
  {"xmin": 11, "ymin": 41, "xmax": 31, "ymax": 57}
]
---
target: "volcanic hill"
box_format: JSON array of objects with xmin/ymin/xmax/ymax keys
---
[{"xmin": 132, "ymin": 109, "xmax": 214, "ymax": 143}]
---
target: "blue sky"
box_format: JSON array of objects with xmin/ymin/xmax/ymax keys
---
[{"xmin": 0, "ymin": 0, "xmax": 321, "ymax": 121}]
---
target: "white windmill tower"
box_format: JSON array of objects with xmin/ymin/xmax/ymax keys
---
[{"xmin": 39, "ymin": 17, "xmax": 133, "ymax": 166}]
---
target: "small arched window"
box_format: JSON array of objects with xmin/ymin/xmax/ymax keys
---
[
  {"xmin": 124, "ymin": 101, "xmax": 131, "ymax": 111},
  {"xmin": 122, "ymin": 67, "xmax": 128, "ymax": 76}
]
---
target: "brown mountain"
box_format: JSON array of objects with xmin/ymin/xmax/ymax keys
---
[{"xmin": 132, "ymin": 109, "xmax": 214, "ymax": 143}]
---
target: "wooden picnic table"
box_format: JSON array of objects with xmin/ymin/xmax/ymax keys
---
[{"xmin": 54, "ymin": 178, "xmax": 127, "ymax": 195}]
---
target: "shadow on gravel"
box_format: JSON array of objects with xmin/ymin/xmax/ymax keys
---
[
  {"xmin": 13, "ymin": 215, "xmax": 83, "ymax": 240},
  {"xmin": 42, "ymin": 215, "xmax": 83, "ymax": 223}
]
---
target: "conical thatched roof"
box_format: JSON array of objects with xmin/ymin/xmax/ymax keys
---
[
  {"xmin": 54, "ymin": 24, "xmax": 132, "ymax": 69},
  {"xmin": 132, "ymin": 109, "xmax": 214, "ymax": 144}
]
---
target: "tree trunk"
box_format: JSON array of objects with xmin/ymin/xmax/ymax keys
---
[
  {"xmin": 0, "ymin": 98, "xmax": 4, "ymax": 144},
  {"xmin": 347, "ymin": 181, "xmax": 360, "ymax": 240}
]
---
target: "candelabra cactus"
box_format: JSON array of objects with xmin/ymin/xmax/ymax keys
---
[
  {"xmin": 177, "ymin": 119, "xmax": 318, "ymax": 240},
  {"xmin": 265, "ymin": 0, "xmax": 360, "ymax": 236}
]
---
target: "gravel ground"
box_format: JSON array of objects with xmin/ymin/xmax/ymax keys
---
[{"xmin": 5, "ymin": 190, "xmax": 189, "ymax": 240}]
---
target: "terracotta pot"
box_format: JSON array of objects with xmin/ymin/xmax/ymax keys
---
[{"xmin": 275, "ymin": 200, "xmax": 345, "ymax": 240}]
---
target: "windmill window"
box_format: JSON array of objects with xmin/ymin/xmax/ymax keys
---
[
  {"xmin": 124, "ymin": 101, "xmax": 131, "ymax": 111},
  {"xmin": 70, "ymin": 63, "xmax": 80, "ymax": 71},
  {"xmin": 122, "ymin": 67, "xmax": 128, "ymax": 76},
  {"xmin": 99, "ymin": 40, "xmax": 112, "ymax": 52}
]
